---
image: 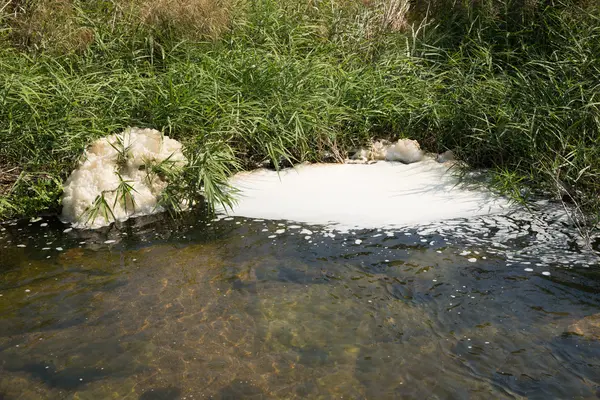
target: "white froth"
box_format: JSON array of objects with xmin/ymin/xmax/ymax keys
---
[
  {"xmin": 384, "ymin": 139, "xmax": 424, "ymax": 163},
  {"xmin": 223, "ymin": 158, "xmax": 511, "ymax": 230},
  {"xmin": 61, "ymin": 128, "xmax": 187, "ymax": 229},
  {"xmin": 351, "ymin": 139, "xmax": 424, "ymax": 164}
]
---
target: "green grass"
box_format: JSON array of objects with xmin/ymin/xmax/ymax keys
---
[{"xmin": 0, "ymin": 0, "xmax": 598, "ymax": 226}]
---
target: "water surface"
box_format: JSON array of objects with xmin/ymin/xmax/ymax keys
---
[{"xmin": 1, "ymin": 208, "xmax": 599, "ymax": 399}]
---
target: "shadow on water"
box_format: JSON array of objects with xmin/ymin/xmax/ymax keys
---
[
  {"xmin": 139, "ymin": 387, "xmax": 182, "ymax": 400},
  {"xmin": 1, "ymin": 207, "xmax": 599, "ymax": 399},
  {"xmin": 7, "ymin": 363, "xmax": 116, "ymax": 390},
  {"xmin": 214, "ymin": 381, "xmax": 266, "ymax": 399}
]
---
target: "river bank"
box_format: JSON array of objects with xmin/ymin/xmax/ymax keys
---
[{"xmin": 1, "ymin": 0, "xmax": 598, "ymax": 225}]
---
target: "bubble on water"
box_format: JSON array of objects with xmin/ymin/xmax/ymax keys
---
[
  {"xmin": 104, "ymin": 240, "xmax": 116, "ymax": 244},
  {"xmin": 275, "ymin": 229, "xmax": 285, "ymax": 234},
  {"xmin": 524, "ymin": 268, "xmax": 533, "ymax": 272},
  {"xmin": 25, "ymin": 289, "xmax": 30, "ymax": 293},
  {"xmin": 355, "ymin": 239, "xmax": 362, "ymax": 245},
  {"xmin": 542, "ymin": 271, "xmax": 551, "ymax": 276},
  {"xmin": 422, "ymin": 201, "xmax": 599, "ymax": 266},
  {"xmin": 55, "ymin": 247, "xmax": 63, "ymax": 251},
  {"xmin": 460, "ymin": 250, "xmax": 471, "ymax": 256},
  {"xmin": 468, "ymin": 258, "xmax": 477, "ymax": 263},
  {"xmin": 17, "ymin": 244, "xmax": 26, "ymax": 248},
  {"xmin": 300, "ymin": 229, "xmax": 313, "ymax": 235},
  {"xmin": 63, "ymin": 228, "xmax": 73, "ymax": 233},
  {"xmin": 304, "ymin": 236, "xmax": 311, "ymax": 240},
  {"xmin": 268, "ymin": 235, "xmax": 276, "ymax": 239}
]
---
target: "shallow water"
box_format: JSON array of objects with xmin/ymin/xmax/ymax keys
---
[{"xmin": 1, "ymin": 208, "xmax": 599, "ymax": 399}]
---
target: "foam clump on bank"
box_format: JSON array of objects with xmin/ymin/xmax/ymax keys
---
[
  {"xmin": 350, "ymin": 139, "xmax": 424, "ymax": 164},
  {"xmin": 61, "ymin": 128, "xmax": 187, "ymax": 229}
]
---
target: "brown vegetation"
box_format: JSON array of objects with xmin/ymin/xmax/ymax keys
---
[
  {"xmin": 3, "ymin": 0, "xmax": 94, "ymax": 53},
  {"xmin": 0, "ymin": 157, "xmax": 20, "ymax": 197},
  {"xmin": 137, "ymin": 0, "xmax": 232, "ymax": 40},
  {"xmin": 1, "ymin": 0, "xmax": 231, "ymax": 54}
]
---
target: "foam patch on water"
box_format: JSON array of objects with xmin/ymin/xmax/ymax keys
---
[
  {"xmin": 414, "ymin": 201, "xmax": 600, "ymax": 267},
  {"xmin": 61, "ymin": 128, "xmax": 187, "ymax": 229},
  {"xmin": 223, "ymin": 158, "xmax": 511, "ymax": 230}
]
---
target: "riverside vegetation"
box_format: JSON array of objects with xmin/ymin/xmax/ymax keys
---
[{"xmin": 0, "ymin": 0, "xmax": 599, "ymax": 227}]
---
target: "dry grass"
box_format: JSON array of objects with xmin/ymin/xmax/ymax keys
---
[
  {"xmin": 1, "ymin": 0, "xmax": 231, "ymax": 54},
  {"xmin": 136, "ymin": 0, "xmax": 232, "ymax": 40},
  {"xmin": 3, "ymin": 0, "xmax": 94, "ymax": 53},
  {"xmin": 0, "ymin": 157, "xmax": 20, "ymax": 196},
  {"xmin": 349, "ymin": 0, "xmax": 411, "ymax": 38},
  {"xmin": 380, "ymin": 0, "xmax": 410, "ymax": 32}
]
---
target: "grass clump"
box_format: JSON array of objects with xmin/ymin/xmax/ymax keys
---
[
  {"xmin": 3, "ymin": 0, "xmax": 94, "ymax": 53},
  {"xmin": 0, "ymin": 0, "xmax": 598, "ymax": 230},
  {"xmin": 137, "ymin": 0, "xmax": 232, "ymax": 40}
]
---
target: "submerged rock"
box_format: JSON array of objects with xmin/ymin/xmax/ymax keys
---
[
  {"xmin": 566, "ymin": 314, "xmax": 600, "ymax": 340},
  {"xmin": 61, "ymin": 128, "xmax": 187, "ymax": 229}
]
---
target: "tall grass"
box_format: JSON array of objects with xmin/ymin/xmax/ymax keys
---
[{"xmin": 0, "ymin": 0, "xmax": 598, "ymax": 225}]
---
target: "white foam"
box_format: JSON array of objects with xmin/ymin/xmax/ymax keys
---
[
  {"xmin": 350, "ymin": 138, "xmax": 424, "ymax": 163},
  {"xmin": 223, "ymin": 158, "xmax": 511, "ymax": 230},
  {"xmin": 61, "ymin": 128, "xmax": 187, "ymax": 229}
]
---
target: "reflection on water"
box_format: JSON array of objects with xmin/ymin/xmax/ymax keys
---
[{"xmin": 0, "ymin": 210, "xmax": 599, "ymax": 399}]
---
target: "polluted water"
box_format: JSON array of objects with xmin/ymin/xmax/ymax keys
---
[{"xmin": 1, "ymin": 156, "xmax": 600, "ymax": 399}]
